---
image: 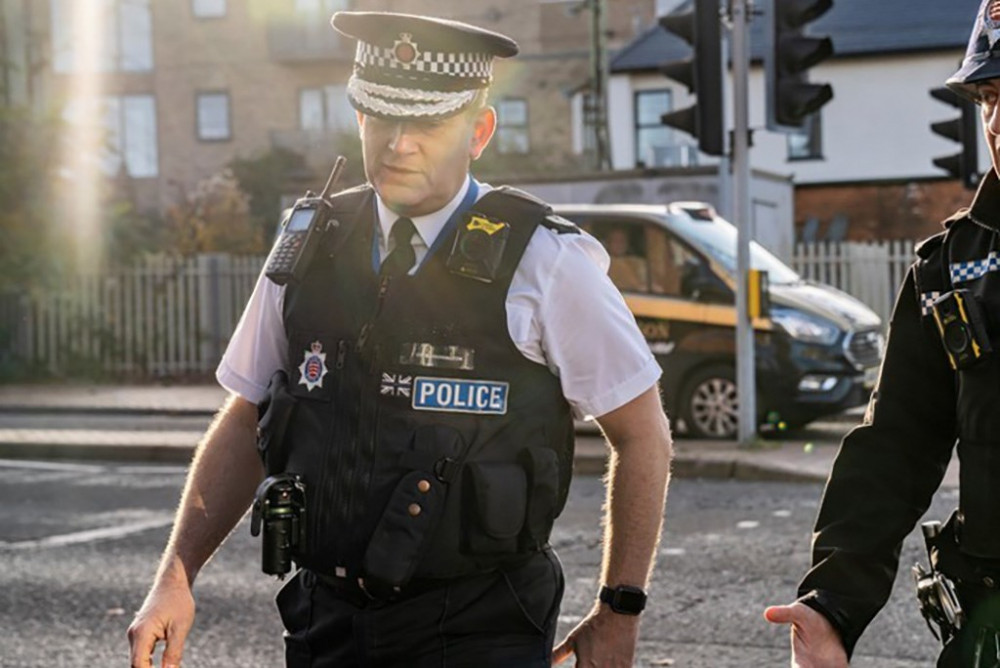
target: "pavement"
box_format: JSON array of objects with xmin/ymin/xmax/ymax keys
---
[{"xmin": 0, "ymin": 382, "xmax": 960, "ymax": 486}]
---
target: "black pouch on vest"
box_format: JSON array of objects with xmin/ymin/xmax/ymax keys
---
[
  {"xmin": 463, "ymin": 462, "xmax": 528, "ymax": 554},
  {"xmin": 957, "ymin": 439, "xmax": 1000, "ymax": 558},
  {"xmin": 362, "ymin": 426, "xmax": 464, "ymax": 589},
  {"xmin": 257, "ymin": 370, "xmax": 297, "ymax": 474},
  {"xmin": 518, "ymin": 448, "xmax": 559, "ymax": 551}
]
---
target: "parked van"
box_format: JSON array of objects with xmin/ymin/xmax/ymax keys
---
[{"xmin": 553, "ymin": 202, "xmax": 885, "ymax": 439}]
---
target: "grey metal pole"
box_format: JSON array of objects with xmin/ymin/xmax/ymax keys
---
[{"xmin": 731, "ymin": 0, "xmax": 757, "ymax": 445}]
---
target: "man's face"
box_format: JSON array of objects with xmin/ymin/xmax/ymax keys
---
[
  {"xmin": 357, "ymin": 106, "xmax": 496, "ymax": 217},
  {"xmin": 978, "ymin": 79, "xmax": 1000, "ymax": 177}
]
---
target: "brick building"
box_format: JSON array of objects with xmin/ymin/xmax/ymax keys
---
[{"xmin": 2, "ymin": 0, "xmax": 655, "ymax": 214}]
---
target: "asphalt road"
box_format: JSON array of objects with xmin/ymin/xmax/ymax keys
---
[{"xmin": 0, "ymin": 455, "xmax": 951, "ymax": 667}]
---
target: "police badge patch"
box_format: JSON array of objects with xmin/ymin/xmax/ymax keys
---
[{"xmin": 298, "ymin": 341, "xmax": 329, "ymax": 391}]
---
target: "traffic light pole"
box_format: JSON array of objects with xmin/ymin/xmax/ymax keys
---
[{"xmin": 731, "ymin": 0, "xmax": 757, "ymax": 445}]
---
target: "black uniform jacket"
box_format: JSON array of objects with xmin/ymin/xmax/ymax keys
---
[{"xmin": 797, "ymin": 170, "xmax": 1000, "ymax": 655}]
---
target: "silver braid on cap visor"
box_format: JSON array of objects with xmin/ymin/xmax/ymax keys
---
[{"xmin": 347, "ymin": 76, "xmax": 479, "ymax": 118}]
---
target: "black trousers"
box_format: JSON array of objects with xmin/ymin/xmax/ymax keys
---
[
  {"xmin": 938, "ymin": 584, "xmax": 1000, "ymax": 668},
  {"xmin": 275, "ymin": 549, "xmax": 565, "ymax": 668}
]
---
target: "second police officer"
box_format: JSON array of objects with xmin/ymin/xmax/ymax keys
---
[{"xmin": 766, "ymin": 1, "xmax": 1000, "ymax": 665}]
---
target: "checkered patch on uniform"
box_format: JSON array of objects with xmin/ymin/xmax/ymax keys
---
[
  {"xmin": 920, "ymin": 291, "xmax": 942, "ymax": 316},
  {"xmin": 950, "ymin": 251, "xmax": 1000, "ymax": 284}
]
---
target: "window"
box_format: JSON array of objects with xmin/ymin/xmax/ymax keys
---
[
  {"xmin": 294, "ymin": 0, "xmax": 349, "ymax": 15},
  {"xmin": 51, "ymin": 0, "xmax": 153, "ymax": 73},
  {"xmin": 197, "ymin": 92, "xmax": 231, "ymax": 141},
  {"xmin": 300, "ymin": 85, "xmax": 355, "ymax": 132},
  {"xmin": 192, "ymin": 0, "xmax": 226, "ymax": 18},
  {"xmin": 65, "ymin": 94, "xmax": 158, "ymax": 177},
  {"xmin": 634, "ymin": 89, "xmax": 672, "ymax": 167},
  {"xmin": 588, "ymin": 221, "xmax": 650, "ymax": 293},
  {"xmin": 787, "ymin": 112, "xmax": 823, "ymax": 160},
  {"xmin": 495, "ymin": 98, "xmax": 529, "ymax": 154}
]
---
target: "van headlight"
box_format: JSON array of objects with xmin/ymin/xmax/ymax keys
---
[{"xmin": 771, "ymin": 307, "xmax": 841, "ymax": 345}]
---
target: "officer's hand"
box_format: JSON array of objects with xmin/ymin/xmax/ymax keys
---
[
  {"xmin": 551, "ymin": 604, "xmax": 639, "ymax": 667},
  {"xmin": 127, "ymin": 579, "xmax": 195, "ymax": 668},
  {"xmin": 764, "ymin": 602, "xmax": 848, "ymax": 668}
]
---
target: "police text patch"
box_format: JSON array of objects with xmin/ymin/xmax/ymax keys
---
[{"xmin": 411, "ymin": 377, "xmax": 508, "ymax": 415}]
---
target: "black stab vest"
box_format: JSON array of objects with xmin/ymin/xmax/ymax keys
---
[
  {"xmin": 915, "ymin": 215, "xmax": 1000, "ymax": 559},
  {"xmin": 281, "ymin": 185, "xmax": 575, "ymax": 582}
]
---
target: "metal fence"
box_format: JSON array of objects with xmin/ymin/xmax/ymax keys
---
[
  {"xmin": 0, "ymin": 240, "xmax": 919, "ymax": 379},
  {"xmin": 1, "ymin": 254, "xmax": 264, "ymax": 378},
  {"xmin": 791, "ymin": 239, "xmax": 917, "ymax": 326}
]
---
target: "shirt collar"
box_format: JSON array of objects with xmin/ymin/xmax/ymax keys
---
[{"xmin": 375, "ymin": 175, "xmax": 472, "ymax": 248}]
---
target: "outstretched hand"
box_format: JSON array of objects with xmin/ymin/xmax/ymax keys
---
[{"xmin": 764, "ymin": 601, "xmax": 848, "ymax": 668}]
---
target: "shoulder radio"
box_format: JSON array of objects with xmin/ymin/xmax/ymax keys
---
[{"xmin": 265, "ymin": 156, "xmax": 346, "ymax": 286}]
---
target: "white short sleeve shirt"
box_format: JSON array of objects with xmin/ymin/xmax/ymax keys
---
[{"xmin": 217, "ymin": 178, "xmax": 661, "ymax": 420}]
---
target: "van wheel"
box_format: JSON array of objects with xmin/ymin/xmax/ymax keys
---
[{"xmin": 680, "ymin": 365, "xmax": 739, "ymax": 439}]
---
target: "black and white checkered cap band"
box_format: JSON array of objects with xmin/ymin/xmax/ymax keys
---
[{"xmin": 356, "ymin": 39, "xmax": 493, "ymax": 81}]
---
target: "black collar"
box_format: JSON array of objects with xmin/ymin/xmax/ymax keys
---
[{"xmin": 968, "ymin": 169, "xmax": 1000, "ymax": 231}]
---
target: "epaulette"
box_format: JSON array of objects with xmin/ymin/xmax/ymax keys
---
[
  {"xmin": 942, "ymin": 206, "xmax": 970, "ymax": 229},
  {"xmin": 541, "ymin": 214, "xmax": 581, "ymax": 235},
  {"xmin": 491, "ymin": 185, "xmax": 550, "ymax": 209},
  {"xmin": 915, "ymin": 231, "xmax": 947, "ymax": 260},
  {"xmin": 327, "ymin": 183, "xmax": 373, "ymax": 206}
]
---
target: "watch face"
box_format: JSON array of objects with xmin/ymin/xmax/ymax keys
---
[
  {"xmin": 603, "ymin": 585, "xmax": 646, "ymax": 614},
  {"xmin": 614, "ymin": 587, "xmax": 646, "ymax": 613}
]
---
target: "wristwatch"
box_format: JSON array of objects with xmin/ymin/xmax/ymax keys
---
[{"xmin": 599, "ymin": 584, "xmax": 647, "ymax": 615}]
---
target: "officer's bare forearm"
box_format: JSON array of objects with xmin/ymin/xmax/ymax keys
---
[
  {"xmin": 154, "ymin": 394, "xmax": 265, "ymax": 588},
  {"xmin": 597, "ymin": 386, "xmax": 673, "ymax": 588}
]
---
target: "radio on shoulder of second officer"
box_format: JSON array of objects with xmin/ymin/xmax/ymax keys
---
[{"xmin": 265, "ymin": 156, "xmax": 347, "ymax": 286}]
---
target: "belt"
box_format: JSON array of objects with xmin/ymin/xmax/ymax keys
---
[{"xmin": 306, "ymin": 569, "xmax": 448, "ymax": 607}]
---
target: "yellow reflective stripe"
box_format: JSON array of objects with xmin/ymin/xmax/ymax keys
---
[{"xmin": 623, "ymin": 294, "xmax": 773, "ymax": 330}]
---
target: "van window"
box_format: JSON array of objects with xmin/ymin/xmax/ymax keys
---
[
  {"xmin": 589, "ymin": 221, "xmax": 649, "ymax": 292},
  {"xmin": 646, "ymin": 225, "xmax": 701, "ymax": 298},
  {"xmin": 587, "ymin": 220, "xmax": 706, "ymax": 298}
]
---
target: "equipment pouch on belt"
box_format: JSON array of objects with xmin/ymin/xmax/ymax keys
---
[
  {"xmin": 362, "ymin": 425, "xmax": 465, "ymax": 591},
  {"xmin": 914, "ymin": 519, "xmax": 965, "ymax": 644},
  {"xmin": 464, "ymin": 461, "xmax": 528, "ymax": 554},
  {"xmin": 257, "ymin": 370, "xmax": 297, "ymax": 474}
]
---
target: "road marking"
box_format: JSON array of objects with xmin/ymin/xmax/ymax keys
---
[
  {"xmin": 115, "ymin": 465, "xmax": 188, "ymax": 475},
  {"xmin": 0, "ymin": 458, "xmax": 105, "ymax": 473},
  {"xmin": 661, "ymin": 547, "xmax": 686, "ymax": 556},
  {"xmin": 772, "ymin": 509, "xmax": 792, "ymax": 518},
  {"xmin": 0, "ymin": 516, "xmax": 173, "ymax": 550},
  {"xmin": 736, "ymin": 520, "xmax": 760, "ymax": 529}
]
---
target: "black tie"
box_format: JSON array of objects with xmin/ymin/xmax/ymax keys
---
[{"xmin": 380, "ymin": 217, "xmax": 417, "ymax": 279}]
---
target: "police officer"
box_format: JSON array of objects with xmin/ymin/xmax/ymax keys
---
[
  {"xmin": 765, "ymin": 2, "xmax": 1000, "ymax": 665},
  {"xmin": 127, "ymin": 10, "xmax": 672, "ymax": 668}
]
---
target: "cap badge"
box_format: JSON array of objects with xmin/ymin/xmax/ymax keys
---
[
  {"xmin": 986, "ymin": 0, "xmax": 1000, "ymax": 39},
  {"xmin": 393, "ymin": 33, "xmax": 420, "ymax": 65},
  {"xmin": 298, "ymin": 340, "xmax": 329, "ymax": 392}
]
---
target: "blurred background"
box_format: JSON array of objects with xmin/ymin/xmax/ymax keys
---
[{"xmin": 0, "ymin": 0, "xmax": 984, "ymax": 382}]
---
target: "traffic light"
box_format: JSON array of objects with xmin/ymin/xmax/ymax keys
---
[
  {"xmin": 929, "ymin": 87, "xmax": 980, "ymax": 190},
  {"xmin": 766, "ymin": 0, "xmax": 834, "ymax": 131},
  {"xmin": 658, "ymin": 0, "xmax": 724, "ymax": 157}
]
